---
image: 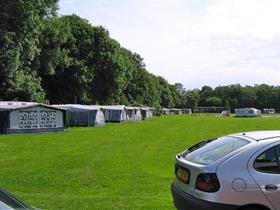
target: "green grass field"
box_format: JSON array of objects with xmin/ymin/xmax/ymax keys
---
[{"xmin": 0, "ymin": 115, "xmax": 280, "ymax": 210}]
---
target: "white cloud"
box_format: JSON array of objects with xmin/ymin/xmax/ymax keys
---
[{"xmin": 59, "ymin": 0, "xmax": 280, "ymax": 89}]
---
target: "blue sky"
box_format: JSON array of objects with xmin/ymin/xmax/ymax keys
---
[{"xmin": 59, "ymin": 0, "xmax": 280, "ymax": 89}]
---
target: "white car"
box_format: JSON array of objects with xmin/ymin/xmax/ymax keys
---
[{"xmin": 171, "ymin": 131, "xmax": 280, "ymax": 210}]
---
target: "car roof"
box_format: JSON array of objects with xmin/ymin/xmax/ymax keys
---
[{"xmin": 231, "ymin": 130, "xmax": 280, "ymax": 141}]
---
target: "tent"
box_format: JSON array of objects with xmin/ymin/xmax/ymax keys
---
[
  {"xmin": 92, "ymin": 105, "xmax": 127, "ymax": 122},
  {"xmin": 235, "ymin": 108, "xmax": 262, "ymax": 117},
  {"xmin": 141, "ymin": 107, "xmax": 154, "ymax": 119},
  {"xmin": 162, "ymin": 108, "xmax": 170, "ymax": 115},
  {"xmin": 0, "ymin": 102, "xmax": 65, "ymax": 134},
  {"xmin": 126, "ymin": 107, "xmax": 142, "ymax": 122},
  {"xmin": 0, "ymin": 101, "xmax": 37, "ymax": 106},
  {"xmin": 170, "ymin": 108, "xmax": 183, "ymax": 115},
  {"xmin": 263, "ymin": 108, "xmax": 275, "ymax": 114},
  {"xmin": 53, "ymin": 104, "xmax": 105, "ymax": 127}
]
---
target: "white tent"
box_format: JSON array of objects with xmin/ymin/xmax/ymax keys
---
[
  {"xmin": 140, "ymin": 107, "xmax": 154, "ymax": 119},
  {"xmin": 182, "ymin": 109, "xmax": 192, "ymax": 114},
  {"xmin": 0, "ymin": 102, "xmax": 65, "ymax": 134},
  {"xmin": 235, "ymin": 108, "xmax": 262, "ymax": 117},
  {"xmin": 0, "ymin": 101, "xmax": 37, "ymax": 106},
  {"xmin": 162, "ymin": 108, "xmax": 170, "ymax": 115},
  {"xmin": 170, "ymin": 108, "xmax": 183, "ymax": 115},
  {"xmin": 92, "ymin": 105, "xmax": 127, "ymax": 122},
  {"xmin": 126, "ymin": 107, "xmax": 142, "ymax": 122},
  {"xmin": 53, "ymin": 104, "xmax": 105, "ymax": 127}
]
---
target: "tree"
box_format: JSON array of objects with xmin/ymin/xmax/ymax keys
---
[
  {"xmin": 214, "ymin": 84, "xmax": 242, "ymax": 109},
  {"xmin": 205, "ymin": 96, "xmax": 222, "ymax": 107},
  {"xmin": 185, "ymin": 89, "xmax": 200, "ymax": 110},
  {"xmin": 0, "ymin": 0, "xmax": 58, "ymax": 102},
  {"xmin": 239, "ymin": 86, "xmax": 256, "ymax": 108},
  {"xmin": 255, "ymin": 84, "xmax": 275, "ymax": 110},
  {"xmin": 225, "ymin": 99, "xmax": 231, "ymax": 111},
  {"xmin": 4, "ymin": 1, "xmax": 280, "ymax": 111},
  {"xmin": 156, "ymin": 77, "xmax": 174, "ymax": 108},
  {"xmin": 37, "ymin": 15, "xmax": 95, "ymax": 104},
  {"xmin": 199, "ymin": 86, "xmax": 213, "ymax": 106},
  {"xmin": 172, "ymin": 83, "xmax": 186, "ymax": 108}
]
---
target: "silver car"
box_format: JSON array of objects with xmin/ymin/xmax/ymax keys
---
[
  {"xmin": 0, "ymin": 188, "xmax": 38, "ymax": 210},
  {"xmin": 171, "ymin": 130, "xmax": 280, "ymax": 210}
]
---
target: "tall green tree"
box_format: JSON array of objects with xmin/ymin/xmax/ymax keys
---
[
  {"xmin": 37, "ymin": 15, "xmax": 95, "ymax": 104},
  {"xmin": 185, "ymin": 89, "xmax": 200, "ymax": 110},
  {"xmin": 199, "ymin": 86, "xmax": 213, "ymax": 106},
  {"xmin": 90, "ymin": 27, "xmax": 129, "ymax": 104},
  {"xmin": 157, "ymin": 77, "xmax": 174, "ymax": 108},
  {"xmin": 0, "ymin": 0, "xmax": 58, "ymax": 102}
]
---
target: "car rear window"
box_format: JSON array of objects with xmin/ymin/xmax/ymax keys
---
[{"xmin": 183, "ymin": 136, "xmax": 250, "ymax": 165}]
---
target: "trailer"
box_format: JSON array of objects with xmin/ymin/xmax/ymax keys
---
[{"xmin": 235, "ymin": 108, "xmax": 262, "ymax": 117}]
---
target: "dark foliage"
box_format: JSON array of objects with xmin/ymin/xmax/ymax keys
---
[{"xmin": 0, "ymin": 1, "xmax": 278, "ymax": 110}]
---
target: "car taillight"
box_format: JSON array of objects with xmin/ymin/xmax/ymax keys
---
[{"xmin": 195, "ymin": 173, "xmax": 220, "ymax": 192}]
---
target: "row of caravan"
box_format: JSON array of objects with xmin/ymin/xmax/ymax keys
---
[
  {"xmin": 162, "ymin": 108, "xmax": 192, "ymax": 115},
  {"xmin": 0, "ymin": 102, "xmax": 154, "ymax": 134},
  {"xmin": 234, "ymin": 108, "xmax": 275, "ymax": 117}
]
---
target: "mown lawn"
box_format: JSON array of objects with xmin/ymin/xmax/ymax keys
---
[{"xmin": 0, "ymin": 115, "xmax": 280, "ymax": 210}]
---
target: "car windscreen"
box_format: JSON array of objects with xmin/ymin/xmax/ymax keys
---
[{"xmin": 182, "ymin": 136, "xmax": 250, "ymax": 165}]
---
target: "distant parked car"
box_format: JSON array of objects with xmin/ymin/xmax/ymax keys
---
[
  {"xmin": 171, "ymin": 131, "xmax": 280, "ymax": 210},
  {"xmin": 0, "ymin": 188, "xmax": 38, "ymax": 210}
]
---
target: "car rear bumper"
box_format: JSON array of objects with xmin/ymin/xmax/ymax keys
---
[{"xmin": 171, "ymin": 182, "xmax": 240, "ymax": 210}]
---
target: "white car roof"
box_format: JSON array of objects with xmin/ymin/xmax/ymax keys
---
[{"xmin": 232, "ymin": 130, "xmax": 280, "ymax": 141}]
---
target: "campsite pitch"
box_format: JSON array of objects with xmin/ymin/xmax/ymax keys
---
[{"xmin": 0, "ymin": 115, "xmax": 279, "ymax": 209}]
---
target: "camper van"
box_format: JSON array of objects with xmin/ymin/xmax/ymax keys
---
[{"xmin": 235, "ymin": 108, "xmax": 262, "ymax": 117}]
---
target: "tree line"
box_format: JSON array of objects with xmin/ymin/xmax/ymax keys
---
[
  {"xmin": 192, "ymin": 84, "xmax": 280, "ymax": 112},
  {"xmin": 0, "ymin": 0, "xmax": 185, "ymax": 110},
  {"xmin": 1, "ymin": 1, "xmax": 279, "ymax": 112}
]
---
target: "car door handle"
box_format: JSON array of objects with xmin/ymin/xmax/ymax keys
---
[{"xmin": 265, "ymin": 184, "xmax": 278, "ymax": 191}]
